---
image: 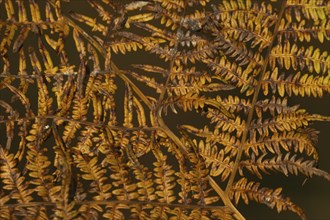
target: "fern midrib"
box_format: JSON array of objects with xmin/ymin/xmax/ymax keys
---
[{"xmin": 225, "ymin": 0, "xmax": 288, "ymax": 193}]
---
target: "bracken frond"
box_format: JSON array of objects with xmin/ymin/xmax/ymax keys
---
[
  {"xmin": 229, "ymin": 177, "xmax": 307, "ymax": 220},
  {"xmin": 0, "ymin": 0, "xmax": 329, "ymax": 219},
  {"xmin": 239, "ymin": 153, "xmax": 330, "ymax": 180}
]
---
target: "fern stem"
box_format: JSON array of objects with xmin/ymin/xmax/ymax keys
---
[
  {"xmin": 225, "ymin": 0, "xmax": 288, "ymax": 193},
  {"xmin": 208, "ymin": 176, "xmax": 245, "ymax": 220}
]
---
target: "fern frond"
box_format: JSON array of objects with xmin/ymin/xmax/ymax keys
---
[
  {"xmin": 250, "ymin": 109, "xmax": 330, "ymax": 136},
  {"xmin": 54, "ymin": 201, "xmax": 78, "ymax": 220},
  {"xmin": 212, "ymin": 0, "xmax": 276, "ymax": 51},
  {"xmin": 162, "ymin": 93, "xmax": 209, "ymax": 114},
  {"xmin": 0, "ymin": 0, "xmax": 329, "ymax": 219},
  {"xmin": 245, "ymin": 129, "xmax": 319, "ymax": 160},
  {"xmin": 103, "ymin": 130, "xmax": 139, "ymax": 201},
  {"xmin": 25, "ymin": 119, "xmax": 56, "ymax": 202},
  {"xmin": 286, "ymin": 0, "xmax": 329, "ymax": 22},
  {"xmin": 123, "ymin": 83, "xmax": 134, "ymax": 128},
  {"xmin": 130, "ymin": 130, "xmax": 150, "ymax": 157},
  {"xmin": 2, "ymin": 82, "xmax": 32, "ymax": 116},
  {"xmin": 154, "ymin": 0, "xmax": 185, "ymax": 12},
  {"xmin": 206, "ymin": 56, "xmax": 257, "ymax": 95},
  {"xmin": 0, "ymin": 147, "xmax": 33, "ymax": 205},
  {"xmin": 62, "ymin": 95, "xmax": 89, "ymax": 143},
  {"xmin": 127, "ymin": 70, "xmax": 163, "ymax": 93},
  {"xmin": 132, "ymin": 163, "xmax": 156, "ymax": 202},
  {"xmin": 182, "ymin": 125, "xmax": 240, "ymax": 156},
  {"xmin": 74, "ymin": 126, "xmax": 100, "ymax": 156},
  {"xmin": 205, "ymin": 95, "xmax": 299, "ymax": 120},
  {"xmin": 270, "ymin": 42, "xmax": 330, "ymax": 74},
  {"xmin": 177, "ymin": 41, "xmax": 219, "ymax": 64},
  {"xmin": 197, "ymin": 140, "xmax": 234, "ymax": 181},
  {"xmin": 103, "ymin": 204, "xmax": 128, "ymax": 219},
  {"xmin": 240, "ymin": 153, "xmax": 330, "ymax": 180},
  {"xmin": 126, "ymin": 13, "xmax": 155, "ymax": 29},
  {"xmin": 153, "ymin": 148, "xmax": 176, "ymax": 203},
  {"xmin": 229, "ymin": 177, "xmax": 306, "ymax": 219},
  {"xmin": 279, "ymin": 19, "xmax": 330, "ymax": 43},
  {"xmin": 143, "ymin": 3, "xmax": 180, "ymax": 30},
  {"xmin": 86, "ymin": 0, "xmax": 112, "ymax": 23},
  {"xmin": 178, "ymin": 133, "xmax": 222, "ymax": 207},
  {"xmin": 263, "ymin": 68, "xmax": 330, "ymax": 97},
  {"xmin": 215, "ymin": 35, "xmax": 264, "ymax": 68},
  {"xmin": 0, "ymin": 24, "xmax": 16, "ymax": 56},
  {"xmin": 74, "ymin": 154, "xmax": 111, "ymax": 201},
  {"xmin": 108, "ymin": 39, "xmax": 143, "ymax": 54},
  {"xmin": 203, "ymin": 110, "xmax": 246, "ymax": 137},
  {"xmin": 70, "ymin": 12, "xmax": 107, "ymax": 34}
]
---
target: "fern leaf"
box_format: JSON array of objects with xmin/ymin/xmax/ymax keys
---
[
  {"xmin": 249, "ymin": 109, "xmax": 330, "ymax": 137},
  {"xmin": 70, "ymin": 12, "xmax": 107, "ymax": 34},
  {"xmin": 246, "ymin": 128, "xmax": 319, "ymax": 160},
  {"xmin": 197, "ymin": 140, "xmax": 234, "ymax": 181},
  {"xmin": 286, "ymin": 0, "xmax": 330, "ymax": 22},
  {"xmin": 0, "ymin": 23, "xmax": 16, "ymax": 55},
  {"xmin": 279, "ymin": 19, "xmax": 330, "ymax": 43},
  {"xmin": 240, "ymin": 153, "xmax": 330, "ymax": 180},
  {"xmin": 127, "ymin": 70, "xmax": 163, "ymax": 93},
  {"xmin": 0, "ymin": 147, "xmax": 33, "ymax": 205},
  {"xmin": 123, "ymin": 83, "xmax": 133, "ymax": 128},
  {"xmin": 74, "ymin": 154, "xmax": 111, "ymax": 200},
  {"xmin": 153, "ymin": 150, "xmax": 176, "ymax": 203},
  {"xmin": 206, "ymin": 56, "xmax": 257, "ymax": 95},
  {"xmin": 263, "ymin": 68, "xmax": 330, "ymax": 97},
  {"xmin": 12, "ymin": 27, "xmax": 29, "ymax": 53},
  {"xmin": 86, "ymin": 0, "xmax": 112, "ymax": 23},
  {"xmin": 103, "ymin": 130, "xmax": 138, "ymax": 201},
  {"xmin": 230, "ymin": 177, "xmax": 306, "ymax": 219},
  {"xmin": 182, "ymin": 125, "xmax": 240, "ymax": 153},
  {"xmin": 270, "ymin": 42, "xmax": 330, "ymax": 74},
  {"xmin": 25, "ymin": 119, "xmax": 55, "ymax": 202}
]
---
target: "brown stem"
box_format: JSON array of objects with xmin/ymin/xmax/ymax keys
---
[
  {"xmin": 208, "ymin": 176, "xmax": 245, "ymax": 220},
  {"xmin": 225, "ymin": 0, "xmax": 288, "ymax": 193}
]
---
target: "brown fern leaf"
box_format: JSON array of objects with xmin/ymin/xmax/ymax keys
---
[{"xmin": 229, "ymin": 177, "xmax": 307, "ymax": 219}]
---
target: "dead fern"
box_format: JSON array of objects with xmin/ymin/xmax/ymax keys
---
[{"xmin": 0, "ymin": 0, "xmax": 329, "ymax": 219}]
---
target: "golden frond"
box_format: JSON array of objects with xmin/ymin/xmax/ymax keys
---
[
  {"xmin": 286, "ymin": 0, "xmax": 329, "ymax": 22},
  {"xmin": 240, "ymin": 153, "xmax": 330, "ymax": 180},
  {"xmin": 0, "ymin": 147, "xmax": 33, "ymax": 205},
  {"xmin": 245, "ymin": 128, "xmax": 319, "ymax": 160},
  {"xmin": 229, "ymin": 177, "xmax": 306, "ymax": 219},
  {"xmin": 270, "ymin": 42, "xmax": 330, "ymax": 74},
  {"xmin": 0, "ymin": 0, "xmax": 329, "ymax": 219},
  {"xmin": 263, "ymin": 67, "xmax": 330, "ymax": 97}
]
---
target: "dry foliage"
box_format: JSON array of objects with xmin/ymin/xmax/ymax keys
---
[{"xmin": 0, "ymin": 0, "xmax": 329, "ymax": 219}]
